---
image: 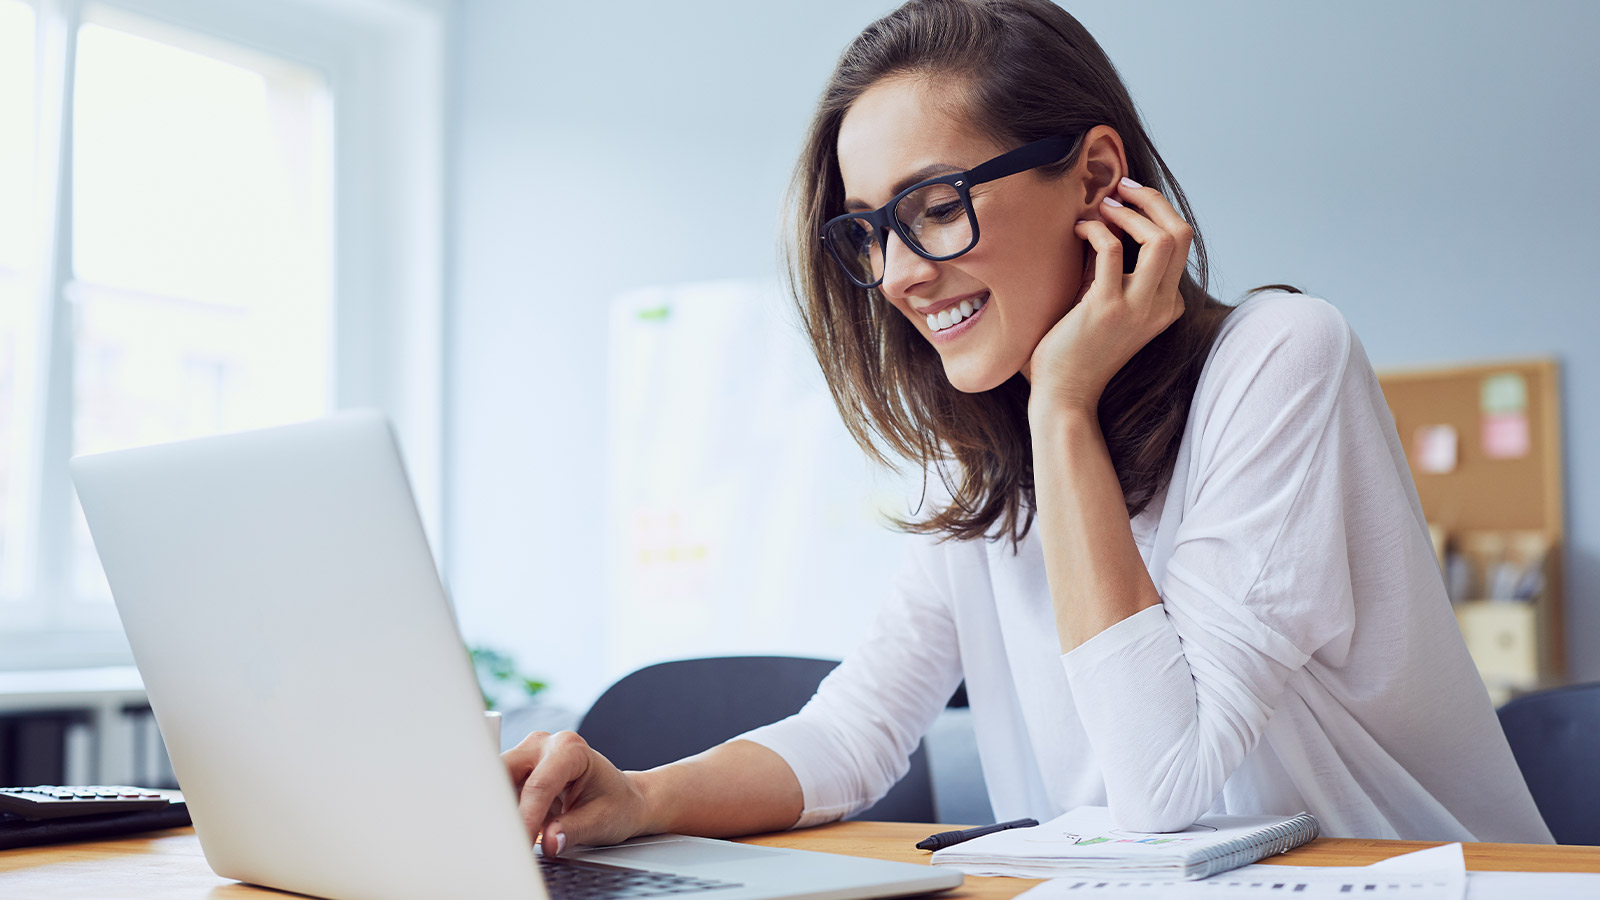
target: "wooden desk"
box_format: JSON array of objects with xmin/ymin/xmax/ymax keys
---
[
  {"xmin": 746, "ymin": 823, "xmax": 1600, "ymax": 900},
  {"xmin": 3, "ymin": 822, "xmax": 1599, "ymax": 899}
]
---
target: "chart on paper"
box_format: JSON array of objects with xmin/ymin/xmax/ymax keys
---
[
  {"xmin": 1019, "ymin": 845, "xmax": 1470, "ymax": 900},
  {"xmin": 1023, "ymin": 869, "xmax": 1600, "ymax": 900},
  {"xmin": 1021, "ymin": 868, "xmax": 1460, "ymax": 900}
]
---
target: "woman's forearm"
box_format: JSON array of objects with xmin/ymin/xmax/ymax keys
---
[
  {"xmin": 1030, "ymin": 405, "xmax": 1162, "ymax": 653},
  {"xmin": 631, "ymin": 739, "xmax": 805, "ymax": 838}
]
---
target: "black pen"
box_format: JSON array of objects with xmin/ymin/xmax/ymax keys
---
[{"xmin": 915, "ymin": 817, "xmax": 1039, "ymax": 851}]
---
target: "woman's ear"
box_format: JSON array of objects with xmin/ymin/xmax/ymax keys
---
[
  {"xmin": 1073, "ymin": 125, "xmax": 1129, "ymax": 211},
  {"xmin": 1073, "ymin": 125, "xmax": 1139, "ymax": 274}
]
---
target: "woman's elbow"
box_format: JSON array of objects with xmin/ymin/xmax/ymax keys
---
[{"xmin": 1107, "ymin": 793, "xmax": 1209, "ymax": 834}]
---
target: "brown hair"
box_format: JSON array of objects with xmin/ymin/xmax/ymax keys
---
[{"xmin": 789, "ymin": 0, "xmax": 1245, "ymax": 545}]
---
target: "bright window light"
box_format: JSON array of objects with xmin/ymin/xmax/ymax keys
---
[
  {"xmin": 0, "ymin": 0, "xmax": 37, "ymax": 598},
  {"xmin": 68, "ymin": 17, "xmax": 334, "ymax": 599},
  {"xmin": 0, "ymin": 1, "xmax": 32, "ymax": 271}
]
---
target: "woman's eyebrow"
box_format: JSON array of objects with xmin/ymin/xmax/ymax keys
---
[{"xmin": 844, "ymin": 162, "xmax": 965, "ymax": 209}]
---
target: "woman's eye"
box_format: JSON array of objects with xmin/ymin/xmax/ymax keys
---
[{"xmin": 925, "ymin": 201, "xmax": 964, "ymax": 223}]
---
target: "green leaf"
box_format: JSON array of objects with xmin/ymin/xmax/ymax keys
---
[{"xmin": 468, "ymin": 644, "xmax": 549, "ymax": 707}]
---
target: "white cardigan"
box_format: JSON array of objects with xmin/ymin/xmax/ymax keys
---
[{"xmin": 741, "ymin": 293, "xmax": 1552, "ymax": 842}]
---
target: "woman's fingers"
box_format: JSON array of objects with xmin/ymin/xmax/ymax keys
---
[
  {"xmin": 1038, "ymin": 181, "xmax": 1192, "ymax": 410},
  {"xmin": 1096, "ymin": 194, "xmax": 1175, "ymax": 300},
  {"xmin": 1075, "ymin": 218, "xmax": 1126, "ymax": 302},
  {"xmin": 1110, "ymin": 178, "xmax": 1193, "ymax": 302},
  {"xmin": 1096, "ymin": 196, "xmax": 1181, "ymax": 303},
  {"xmin": 1114, "ymin": 177, "xmax": 1190, "ymax": 238},
  {"xmin": 507, "ymin": 730, "xmax": 594, "ymax": 850},
  {"xmin": 540, "ymin": 798, "xmax": 567, "ymax": 855},
  {"xmin": 504, "ymin": 729, "xmax": 649, "ymax": 855}
]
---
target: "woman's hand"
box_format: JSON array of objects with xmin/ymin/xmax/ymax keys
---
[
  {"xmin": 502, "ymin": 730, "xmax": 652, "ymax": 855},
  {"xmin": 1025, "ymin": 177, "xmax": 1194, "ymax": 419}
]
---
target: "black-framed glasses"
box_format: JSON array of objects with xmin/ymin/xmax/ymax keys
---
[{"xmin": 820, "ymin": 134, "xmax": 1078, "ymax": 289}]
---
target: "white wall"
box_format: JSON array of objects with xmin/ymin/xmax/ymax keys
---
[
  {"xmin": 445, "ymin": 1, "xmax": 898, "ymax": 709},
  {"xmin": 446, "ymin": 0, "xmax": 1600, "ymax": 710}
]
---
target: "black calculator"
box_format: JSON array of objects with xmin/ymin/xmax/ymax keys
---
[{"xmin": 0, "ymin": 786, "xmax": 174, "ymax": 820}]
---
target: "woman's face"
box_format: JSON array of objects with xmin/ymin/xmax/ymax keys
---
[{"xmin": 836, "ymin": 76, "xmax": 1091, "ymax": 393}]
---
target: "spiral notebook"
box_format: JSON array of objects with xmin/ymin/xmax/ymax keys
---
[{"xmin": 930, "ymin": 806, "xmax": 1320, "ymax": 881}]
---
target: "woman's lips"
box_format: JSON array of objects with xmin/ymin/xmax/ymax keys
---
[{"xmin": 928, "ymin": 292, "xmax": 989, "ymax": 344}]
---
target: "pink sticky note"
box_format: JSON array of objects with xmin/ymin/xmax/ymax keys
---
[{"xmin": 1482, "ymin": 413, "xmax": 1530, "ymax": 459}]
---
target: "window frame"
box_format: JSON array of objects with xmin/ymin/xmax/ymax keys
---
[{"xmin": 0, "ymin": 0, "xmax": 449, "ymax": 670}]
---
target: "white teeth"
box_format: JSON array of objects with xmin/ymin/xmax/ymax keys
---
[{"xmin": 927, "ymin": 295, "xmax": 988, "ymax": 332}]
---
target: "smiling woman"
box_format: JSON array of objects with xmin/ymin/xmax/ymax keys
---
[
  {"xmin": 795, "ymin": 29, "xmax": 1235, "ymax": 541},
  {"xmin": 499, "ymin": 0, "xmax": 1553, "ymax": 851}
]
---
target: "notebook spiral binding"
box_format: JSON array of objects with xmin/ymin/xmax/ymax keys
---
[{"xmin": 1185, "ymin": 813, "xmax": 1321, "ymax": 880}]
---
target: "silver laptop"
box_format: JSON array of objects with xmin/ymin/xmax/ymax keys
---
[{"xmin": 71, "ymin": 411, "xmax": 962, "ymax": 900}]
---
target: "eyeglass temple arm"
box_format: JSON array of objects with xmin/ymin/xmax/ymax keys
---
[{"xmin": 964, "ymin": 134, "xmax": 1079, "ymax": 186}]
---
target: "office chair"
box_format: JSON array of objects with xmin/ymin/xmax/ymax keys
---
[
  {"xmin": 577, "ymin": 656, "xmax": 937, "ymax": 823},
  {"xmin": 1497, "ymin": 681, "xmax": 1600, "ymax": 845}
]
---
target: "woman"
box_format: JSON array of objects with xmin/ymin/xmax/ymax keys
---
[{"xmin": 505, "ymin": 0, "xmax": 1551, "ymax": 850}]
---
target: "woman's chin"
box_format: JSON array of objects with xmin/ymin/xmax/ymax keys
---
[{"xmin": 940, "ymin": 355, "xmax": 1015, "ymax": 394}]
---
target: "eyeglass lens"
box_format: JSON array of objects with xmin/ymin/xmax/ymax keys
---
[{"xmin": 826, "ymin": 183, "xmax": 976, "ymax": 286}]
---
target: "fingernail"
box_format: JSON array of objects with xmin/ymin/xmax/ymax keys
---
[
  {"xmin": 1120, "ymin": 176, "xmax": 1142, "ymax": 189},
  {"xmin": 555, "ymin": 832, "xmax": 567, "ymax": 855},
  {"xmin": 1076, "ymin": 219, "xmax": 1090, "ymax": 225},
  {"xmin": 1102, "ymin": 196, "xmax": 1124, "ymax": 208}
]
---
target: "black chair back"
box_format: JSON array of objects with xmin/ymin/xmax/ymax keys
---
[
  {"xmin": 1497, "ymin": 681, "xmax": 1600, "ymax": 845},
  {"xmin": 578, "ymin": 656, "xmax": 936, "ymax": 823}
]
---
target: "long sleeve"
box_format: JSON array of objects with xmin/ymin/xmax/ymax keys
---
[
  {"xmin": 737, "ymin": 533, "xmax": 965, "ymax": 826},
  {"xmin": 1060, "ymin": 297, "xmax": 1367, "ymax": 833}
]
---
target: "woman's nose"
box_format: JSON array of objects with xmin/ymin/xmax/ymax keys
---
[{"xmin": 878, "ymin": 230, "xmax": 939, "ymax": 299}]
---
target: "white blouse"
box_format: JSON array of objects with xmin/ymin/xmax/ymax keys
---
[{"xmin": 741, "ymin": 292, "xmax": 1552, "ymax": 842}]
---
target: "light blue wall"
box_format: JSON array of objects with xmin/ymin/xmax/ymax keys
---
[
  {"xmin": 446, "ymin": 0, "xmax": 898, "ymax": 708},
  {"xmin": 447, "ymin": 1, "xmax": 1600, "ymax": 709}
]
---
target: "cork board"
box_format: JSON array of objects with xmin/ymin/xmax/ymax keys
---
[{"xmin": 1377, "ymin": 359, "xmax": 1564, "ymax": 536}]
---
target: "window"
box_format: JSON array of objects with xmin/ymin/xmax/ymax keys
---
[
  {"xmin": 0, "ymin": 0, "xmax": 36, "ymax": 602},
  {"xmin": 0, "ymin": 0, "xmax": 446, "ymax": 669},
  {"xmin": 69, "ymin": 15, "xmax": 334, "ymax": 602}
]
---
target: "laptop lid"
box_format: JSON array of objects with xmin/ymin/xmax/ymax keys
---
[{"xmin": 72, "ymin": 412, "xmax": 545, "ymax": 899}]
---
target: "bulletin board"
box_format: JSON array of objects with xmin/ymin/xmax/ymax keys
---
[
  {"xmin": 1378, "ymin": 359, "xmax": 1564, "ymax": 535},
  {"xmin": 1377, "ymin": 358, "xmax": 1566, "ymax": 694}
]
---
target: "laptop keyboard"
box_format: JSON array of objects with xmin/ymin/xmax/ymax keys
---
[{"xmin": 537, "ymin": 854, "xmax": 743, "ymax": 899}]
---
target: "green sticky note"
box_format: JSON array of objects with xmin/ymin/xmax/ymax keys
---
[{"xmin": 1480, "ymin": 373, "xmax": 1527, "ymax": 414}]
